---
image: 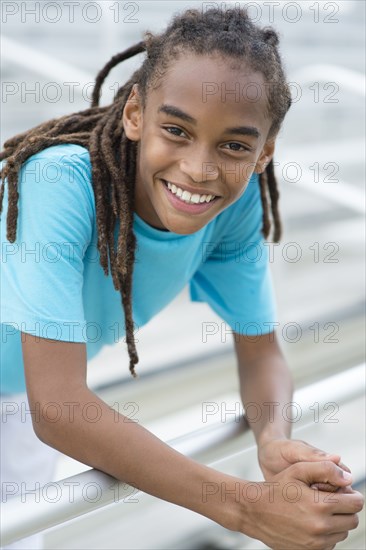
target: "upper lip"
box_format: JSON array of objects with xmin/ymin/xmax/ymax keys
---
[{"xmin": 162, "ymin": 179, "xmax": 220, "ymax": 197}]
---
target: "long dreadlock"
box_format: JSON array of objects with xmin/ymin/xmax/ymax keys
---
[{"xmin": 0, "ymin": 7, "xmax": 292, "ymax": 378}]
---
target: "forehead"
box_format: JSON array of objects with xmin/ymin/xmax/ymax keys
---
[{"xmin": 146, "ymin": 52, "xmax": 271, "ymax": 132}]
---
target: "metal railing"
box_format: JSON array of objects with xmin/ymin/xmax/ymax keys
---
[{"xmin": 2, "ymin": 363, "xmax": 364, "ymax": 547}]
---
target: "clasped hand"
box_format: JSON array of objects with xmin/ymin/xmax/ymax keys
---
[{"xmin": 258, "ymin": 438, "xmax": 353, "ymax": 493}]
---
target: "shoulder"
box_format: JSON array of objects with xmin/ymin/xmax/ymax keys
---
[
  {"xmin": 24, "ymin": 143, "xmax": 91, "ymax": 175},
  {"xmin": 1, "ymin": 142, "xmax": 92, "ymax": 183},
  {"xmin": 1, "ymin": 143, "xmax": 96, "ymax": 236},
  {"xmin": 24, "ymin": 143, "xmax": 91, "ymax": 163},
  {"xmin": 17, "ymin": 143, "xmax": 95, "ymax": 216}
]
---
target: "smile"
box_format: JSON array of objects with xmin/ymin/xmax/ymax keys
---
[{"xmin": 164, "ymin": 180, "xmax": 217, "ymax": 204}]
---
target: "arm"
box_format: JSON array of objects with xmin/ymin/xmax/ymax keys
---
[
  {"xmin": 234, "ymin": 329, "xmax": 294, "ymax": 447},
  {"xmin": 234, "ymin": 330, "xmax": 350, "ymax": 484},
  {"xmin": 21, "ymin": 333, "xmax": 238, "ymax": 530},
  {"xmin": 22, "ymin": 332, "xmax": 363, "ymax": 549}
]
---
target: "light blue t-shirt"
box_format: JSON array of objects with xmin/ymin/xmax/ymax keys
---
[{"xmin": 1, "ymin": 144, "xmax": 277, "ymax": 394}]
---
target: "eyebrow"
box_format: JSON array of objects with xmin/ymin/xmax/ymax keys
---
[{"xmin": 158, "ymin": 103, "xmax": 261, "ymax": 139}]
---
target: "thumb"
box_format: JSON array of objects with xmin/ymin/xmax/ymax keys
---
[
  {"xmin": 310, "ymin": 482, "xmax": 354, "ymax": 493},
  {"xmin": 292, "ymin": 460, "xmax": 353, "ymax": 487},
  {"xmin": 288, "ymin": 443, "xmax": 352, "ymax": 475}
]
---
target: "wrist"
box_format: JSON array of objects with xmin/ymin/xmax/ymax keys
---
[
  {"xmin": 198, "ymin": 469, "xmax": 249, "ymax": 532},
  {"xmin": 223, "ymin": 477, "xmax": 265, "ymax": 537},
  {"xmin": 257, "ymin": 427, "xmax": 289, "ymax": 449},
  {"xmin": 199, "ymin": 471, "xmax": 269, "ymax": 537}
]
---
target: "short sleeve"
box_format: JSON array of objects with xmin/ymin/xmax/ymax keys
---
[
  {"xmin": 189, "ymin": 173, "xmax": 278, "ymax": 336},
  {"xmin": 1, "ymin": 146, "xmax": 94, "ymax": 342}
]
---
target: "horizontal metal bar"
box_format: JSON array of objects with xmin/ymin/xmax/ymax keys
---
[
  {"xmin": 91, "ymin": 302, "xmax": 365, "ymax": 393},
  {"xmin": 277, "ymin": 157, "xmax": 366, "ymax": 214},
  {"xmin": 291, "ymin": 64, "xmax": 365, "ymax": 96},
  {"xmin": 2, "ymin": 363, "xmax": 364, "ymax": 546},
  {"xmin": 2, "ymin": 36, "xmax": 94, "ymax": 88}
]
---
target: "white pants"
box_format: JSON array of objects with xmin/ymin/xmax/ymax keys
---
[{"xmin": 0, "ymin": 392, "xmax": 60, "ymax": 549}]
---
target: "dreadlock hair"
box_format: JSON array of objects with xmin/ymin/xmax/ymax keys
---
[{"xmin": 0, "ymin": 7, "xmax": 292, "ymax": 378}]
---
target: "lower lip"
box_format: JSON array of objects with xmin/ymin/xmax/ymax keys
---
[{"xmin": 161, "ymin": 180, "xmax": 219, "ymax": 214}]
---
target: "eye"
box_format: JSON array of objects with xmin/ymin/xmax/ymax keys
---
[
  {"xmin": 163, "ymin": 126, "xmax": 187, "ymax": 138},
  {"xmin": 223, "ymin": 142, "xmax": 251, "ymax": 153}
]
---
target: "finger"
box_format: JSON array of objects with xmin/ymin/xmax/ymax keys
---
[
  {"xmin": 337, "ymin": 460, "xmax": 352, "ymax": 474},
  {"xmin": 291, "ymin": 442, "xmax": 341, "ymax": 463},
  {"xmin": 343, "ymin": 487, "xmax": 363, "ymax": 495},
  {"xmin": 317, "ymin": 491, "xmax": 365, "ymax": 514},
  {"xmin": 293, "ymin": 460, "xmax": 353, "ymax": 487},
  {"xmin": 310, "ymin": 482, "xmax": 354, "ymax": 493},
  {"xmin": 327, "ymin": 514, "xmax": 359, "ymax": 533},
  {"xmin": 320, "ymin": 453, "xmax": 347, "ymax": 467},
  {"xmin": 291, "ymin": 445, "xmax": 349, "ymax": 473},
  {"xmin": 311, "ymin": 482, "xmax": 340, "ymax": 492},
  {"xmin": 334, "ymin": 485, "xmax": 355, "ymax": 494},
  {"xmin": 318, "ymin": 531, "xmax": 349, "ymax": 548}
]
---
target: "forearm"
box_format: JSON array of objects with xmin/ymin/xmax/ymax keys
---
[
  {"xmin": 238, "ymin": 353, "xmax": 294, "ymax": 446},
  {"xmin": 35, "ymin": 387, "xmax": 240, "ymax": 531}
]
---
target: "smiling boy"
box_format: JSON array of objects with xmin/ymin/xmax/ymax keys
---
[{"xmin": 1, "ymin": 7, "xmax": 363, "ymax": 550}]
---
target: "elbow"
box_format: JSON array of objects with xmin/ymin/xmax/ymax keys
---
[
  {"xmin": 30, "ymin": 402, "xmax": 65, "ymax": 449},
  {"xmin": 33, "ymin": 423, "xmax": 50, "ymax": 444},
  {"xmin": 32, "ymin": 413, "xmax": 54, "ymax": 445}
]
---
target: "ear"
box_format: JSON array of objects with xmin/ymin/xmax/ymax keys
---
[
  {"xmin": 254, "ymin": 137, "xmax": 276, "ymax": 174},
  {"xmin": 122, "ymin": 84, "xmax": 143, "ymax": 142}
]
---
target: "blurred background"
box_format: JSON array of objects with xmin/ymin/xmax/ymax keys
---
[{"xmin": 1, "ymin": 1, "xmax": 365, "ymax": 548}]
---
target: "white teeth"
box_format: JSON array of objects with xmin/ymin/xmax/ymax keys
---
[{"xmin": 165, "ymin": 181, "xmax": 216, "ymax": 205}]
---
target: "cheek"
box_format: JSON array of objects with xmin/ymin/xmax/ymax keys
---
[
  {"xmin": 224, "ymin": 168, "xmax": 251, "ymax": 192},
  {"xmin": 226, "ymin": 175, "xmax": 251, "ymax": 202},
  {"xmin": 141, "ymin": 136, "xmax": 177, "ymax": 174}
]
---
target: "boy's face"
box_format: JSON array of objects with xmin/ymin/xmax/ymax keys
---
[{"xmin": 123, "ymin": 52, "xmax": 275, "ymax": 234}]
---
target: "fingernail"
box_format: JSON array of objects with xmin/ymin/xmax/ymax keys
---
[
  {"xmin": 343, "ymin": 471, "xmax": 353, "ymax": 482},
  {"xmin": 339, "ymin": 461, "xmax": 351, "ymax": 472}
]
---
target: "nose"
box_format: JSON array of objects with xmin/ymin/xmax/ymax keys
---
[{"xmin": 179, "ymin": 147, "xmax": 219, "ymax": 183}]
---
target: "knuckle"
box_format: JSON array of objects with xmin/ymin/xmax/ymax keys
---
[
  {"xmin": 320, "ymin": 460, "xmax": 333, "ymax": 474},
  {"xmin": 311, "ymin": 520, "xmax": 328, "ymax": 537},
  {"xmin": 316, "ymin": 498, "xmax": 329, "ymax": 513},
  {"xmin": 323, "ymin": 519, "xmax": 333, "ymax": 533}
]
